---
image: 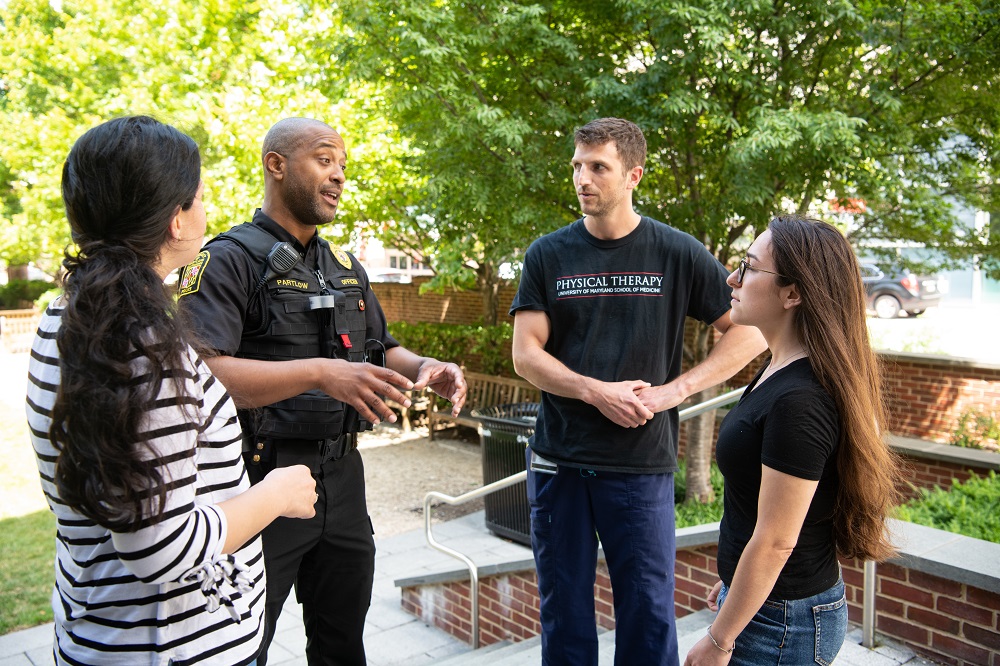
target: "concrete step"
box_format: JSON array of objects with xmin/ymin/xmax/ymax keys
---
[
  {"xmin": 434, "ymin": 609, "xmax": 716, "ymax": 666},
  {"xmin": 434, "ymin": 612, "xmax": 940, "ymax": 666},
  {"xmin": 434, "ymin": 634, "xmax": 541, "ymax": 666}
]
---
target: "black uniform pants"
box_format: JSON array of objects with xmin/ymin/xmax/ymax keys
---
[{"xmin": 249, "ymin": 447, "xmax": 376, "ymax": 666}]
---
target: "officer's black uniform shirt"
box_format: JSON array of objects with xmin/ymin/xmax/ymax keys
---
[{"xmin": 179, "ymin": 209, "xmax": 398, "ymax": 357}]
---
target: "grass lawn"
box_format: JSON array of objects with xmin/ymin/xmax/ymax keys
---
[
  {"xmin": 0, "ymin": 509, "xmax": 55, "ymax": 634},
  {"xmin": 0, "ymin": 353, "xmax": 54, "ymax": 635}
]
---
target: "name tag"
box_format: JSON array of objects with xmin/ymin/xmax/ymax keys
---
[{"xmin": 275, "ymin": 278, "xmax": 310, "ymax": 290}]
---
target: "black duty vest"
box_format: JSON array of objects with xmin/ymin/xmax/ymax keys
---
[{"xmin": 209, "ymin": 222, "xmax": 370, "ymax": 441}]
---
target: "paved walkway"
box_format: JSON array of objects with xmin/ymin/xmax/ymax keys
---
[
  {"xmin": 0, "ymin": 511, "xmax": 941, "ymax": 665},
  {"xmin": 0, "ymin": 513, "xmax": 504, "ymax": 666}
]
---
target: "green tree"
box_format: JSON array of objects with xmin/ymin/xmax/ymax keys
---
[
  {"xmin": 340, "ymin": 0, "xmax": 1000, "ymax": 500},
  {"xmin": 0, "ymin": 0, "xmax": 384, "ymax": 278},
  {"xmin": 333, "ymin": 0, "xmax": 634, "ymax": 323}
]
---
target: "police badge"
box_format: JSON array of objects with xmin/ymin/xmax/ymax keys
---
[{"xmin": 332, "ymin": 247, "xmax": 353, "ymax": 269}]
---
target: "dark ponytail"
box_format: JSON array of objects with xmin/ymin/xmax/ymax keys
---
[{"xmin": 50, "ymin": 116, "xmax": 201, "ymax": 529}]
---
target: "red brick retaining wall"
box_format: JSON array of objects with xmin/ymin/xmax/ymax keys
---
[
  {"xmin": 897, "ymin": 456, "xmax": 989, "ymax": 501},
  {"xmin": 880, "ymin": 353, "xmax": 1000, "ymax": 444},
  {"xmin": 840, "ymin": 559, "xmax": 1000, "ymax": 666},
  {"xmin": 401, "ymin": 545, "xmax": 1000, "ymax": 665}
]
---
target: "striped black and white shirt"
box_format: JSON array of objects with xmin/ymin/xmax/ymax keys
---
[{"xmin": 25, "ymin": 304, "xmax": 265, "ymax": 666}]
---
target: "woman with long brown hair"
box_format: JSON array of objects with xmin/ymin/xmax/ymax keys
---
[{"xmin": 685, "ymin": 216, "xmax": 900, "ymax": 665}]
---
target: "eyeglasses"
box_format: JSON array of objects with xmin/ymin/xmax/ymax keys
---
[{"xmin": 736, "ymin": 258, "xmax": 786, "ymax": 285}]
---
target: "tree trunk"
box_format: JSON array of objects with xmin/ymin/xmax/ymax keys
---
[
  {"xmin": 6, "ymin": 264, "xmax": 28, "ymax": 281},
  {"xmin": 684, "ymin": 385, "xmax": 719, "ymax": 503},
  {"xmin": 684, "ymin": 321, "xmax": 718, "ymax": 503},
  {"xmin": 477, "ymin": 261, "xmax": 500, "ymax": 326}
]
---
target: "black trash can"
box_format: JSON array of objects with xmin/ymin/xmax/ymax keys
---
[{"xmin": 472, "ymin": 402, "xmax": 539, "ymax": 546}]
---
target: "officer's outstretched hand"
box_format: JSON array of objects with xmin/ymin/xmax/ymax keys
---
[
  {"xmin": 413, "ymin": 360, "xmax": 467, "ymax": 418},
  {"xmin": 318, "ymin": 359, "xmax": 414, "ymax": 426},
  {"xmin": 263, "ymin": 464, "xmax": 319, "ymax": 519}
]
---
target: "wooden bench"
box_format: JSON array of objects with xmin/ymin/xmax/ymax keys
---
[
  {"xmin": 427, "ymin": 371, "xmax": 541, "ymax": 440},
  {"xmin": 386, "ymin": 390, "xmax": 432, "ymax": 432}
]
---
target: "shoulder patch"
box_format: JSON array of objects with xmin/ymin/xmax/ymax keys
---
[
  {"xmin": 331, "ymin": 247, "xmax": 353, "ymax": 269},
  {"xmin": 178, "ymin": 251, "xmax": 210, "ymax": 297}
]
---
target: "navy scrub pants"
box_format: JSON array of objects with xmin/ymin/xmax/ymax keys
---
[{"xmin": 526, "ymin": 447, "xmax": 679, "ymax": 666}]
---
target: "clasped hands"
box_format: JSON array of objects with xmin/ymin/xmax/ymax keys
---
[{"xmin": 589, "ymin": 379, "xmax": 686, "ymax": 429}]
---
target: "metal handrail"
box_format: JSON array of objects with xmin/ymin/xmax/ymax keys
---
[{"xmin": 422, "ymin": 385, "xmax": 747, "ymax": 647}]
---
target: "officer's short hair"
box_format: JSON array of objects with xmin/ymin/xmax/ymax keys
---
[
  {"xmin": 574, "ymin": 118, "xmax": 647, "ymax": 171},
  {"xmin": 262, "ymin": 118, "xmax": 332, "ymax": 160}
]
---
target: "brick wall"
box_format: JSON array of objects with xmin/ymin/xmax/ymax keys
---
[
  {"xmin": 897, "ymin": 456, "xmax": 987, "ymax": 501},
  {"xmin": 673, "ymin": 546, "xmax": 723, "ymax": 618},
  {"xmin": 841, "ymin": 559, "xmax": 1000, "ymax": 666},
  {"xmin": 401, "ymin": 546, "xmax": 1000, "ymax": 665},
  {"xmin": 881, "ymin": 353, "xmax": 1000, "ymax": 444},
  {"xmin": 372, "ymin": 278, "xmax": 518, "ymax": 326},
  {"xmin": 400, "ymin": 566, "xmax": 613, "ymax": 647}
]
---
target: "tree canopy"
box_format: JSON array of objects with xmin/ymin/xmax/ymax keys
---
[
  {"xmin": 2, "ymin": 0, "xmax": 998, "ymax": 290},
  {"xmin": 341, "ymin": 0, "xmax": 1000, "ymax": 275},
  {"xmin": 0, "ymin": 0, "xmax": 380, "ymax": 275}
]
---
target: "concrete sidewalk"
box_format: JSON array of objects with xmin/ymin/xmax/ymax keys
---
[{"xmin": 0, "ymin": 519, "xmax": 480, "ymax": 666}]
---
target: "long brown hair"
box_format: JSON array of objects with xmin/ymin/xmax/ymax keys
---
[{"xmin": 768, "ymin": 215, "xmax": 900, "ymax": 561}]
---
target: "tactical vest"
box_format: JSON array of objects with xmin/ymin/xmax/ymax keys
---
[{"xmin": 209, "ymin": 222, "xmax": 371, "ymax": 441}]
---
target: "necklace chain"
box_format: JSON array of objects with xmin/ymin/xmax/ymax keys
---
[
  {"xmin": 771, "ymin": 349, "xmax": 807, "ymax": 370},
  {"xmin": 762, "ymin": 350, "xmax": 808, "ymax": 380}
]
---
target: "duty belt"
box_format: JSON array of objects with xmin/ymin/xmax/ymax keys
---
[
  {"xmin": 246, "ymin": 433, "xmax": 359, "ymax": 470},
  {"xmin": 319, "ymin": 433, "xmax": 359, "ymax": 464}
]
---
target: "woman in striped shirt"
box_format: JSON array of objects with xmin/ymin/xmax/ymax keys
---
[{"xmin": 26, "ymin": 116, "xmax": 319, "ymax": 665}]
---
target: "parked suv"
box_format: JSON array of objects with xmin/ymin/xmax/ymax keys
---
[{"xmin": 860, "ymin": 262, "xmax": 944, "ymax": 319}]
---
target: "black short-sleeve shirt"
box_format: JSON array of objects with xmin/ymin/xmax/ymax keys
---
[
  {"xmin": 178, "ymin": 210, "xmax": 397, "ymax": 357},
  {"xmin": 715, "ymin": 358, "xmax": 841, "ymax": 600},
  {"xmin": 510, "ymin": 217, "xmax": 733, "ymax": 473}
]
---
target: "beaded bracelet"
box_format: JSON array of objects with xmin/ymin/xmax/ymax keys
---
[{"xmin": 707, "ymin": 625, "xmax": 735, "ymax": 655}]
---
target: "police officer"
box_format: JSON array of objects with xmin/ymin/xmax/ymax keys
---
[{"xmin": 178, "ymin": 117, "xmax": 467, "ymax": 666}]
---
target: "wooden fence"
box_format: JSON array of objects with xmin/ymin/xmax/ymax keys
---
[{"xmin": 0, "ymin": 309, "xmax": 40, "ymax": 354}]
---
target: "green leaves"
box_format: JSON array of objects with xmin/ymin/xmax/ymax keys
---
[
  {"xmin": 1, "ymin": 0, "xmax": 998, "ymax": 288},
  {"xmin": 895, "ymin": 471, "xmax": 1000, "ymax": 543},
  {"xmin": 0, "ymin": 0, "xmax": 365, "ymax": 265}
]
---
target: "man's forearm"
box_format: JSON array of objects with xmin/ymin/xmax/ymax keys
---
[
  {"xmin": 512, "ymin": 344, "xmax": 597, "ymax": 403},
  {"xmin": 670, "ymin": 323, "xmax": 767, "ymax": 399},
  {"xmin": 384, "ymin": 346, "xmax": 428, "ymax": 383},
  {"xmin": 203, "ymin": 355, "xmax": 324, "ymax": 409}
]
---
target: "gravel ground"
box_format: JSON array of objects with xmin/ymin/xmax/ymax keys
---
[{"xmin": 358, "ymin": 423, "xmax": 486, "ymax": 538}]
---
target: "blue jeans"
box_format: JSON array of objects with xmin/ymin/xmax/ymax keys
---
[
  {"xmin": 526, "ymin": 447, "xmax": 679, "ymax": 666},
  {"xmin": 717, "ymin": 578, "xmax": 848, "ymax": 666}
]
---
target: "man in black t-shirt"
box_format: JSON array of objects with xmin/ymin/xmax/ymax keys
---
[
  {"xmin": 178, "ymin": 118, "xmax": 467, "ymax": 666},
  {"xmin": 511, "ymin": 118, "xmax": 765, "ymax": 666}
]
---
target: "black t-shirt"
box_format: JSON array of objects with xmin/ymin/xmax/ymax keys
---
[
  {"xmin": 510, "ymin": 217, "xmax": 732, "ymax": 473},
  {"xmin": 177, "ymin": 211, "xmax": 397, "ymax": 357},
  {"xmin": 715, "ymin": 358, "xmax": 841, "ymax": 600}
]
